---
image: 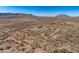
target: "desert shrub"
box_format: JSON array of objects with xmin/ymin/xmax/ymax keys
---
[
  {"xmin": 6, "ymin": 45, "xmax": 11, "ymax": 49},
  {"xmin": 0, "ymin": 32, "xmax": 8, "ymax": 40},
  {"xmin": 53, "ymin": 48, "xmax": 72, "ymax": 53},
  {"xmin": 20, "ymin": 48, "xmax": 26, "ymax": 51},
  {"xmin": 0, "ymin": 48, "xmax": 4, "ymax": 50}
]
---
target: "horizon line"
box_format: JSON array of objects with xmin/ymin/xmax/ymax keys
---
[{"xmin": 0, "ymin": 12, "xmax": 79, "ymax": 17}]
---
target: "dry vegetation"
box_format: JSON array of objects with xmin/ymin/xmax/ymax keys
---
[{"xmin": 0, "ymin": 16, "xmax": 79, "ymax": 53}]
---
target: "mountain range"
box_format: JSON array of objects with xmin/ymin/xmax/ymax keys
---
[{"xmin": 0, "ymin": 13, "xmax": 79, "ymax": 20}]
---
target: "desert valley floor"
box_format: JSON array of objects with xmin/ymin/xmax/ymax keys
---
[{"xmin": 0, "ymin": 14, "xmax": 79, "ymax": 53}]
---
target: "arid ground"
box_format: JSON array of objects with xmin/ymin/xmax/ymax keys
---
[{"xmin": 0, "ymin": 14, "xmax": 79, "ymax": 53}]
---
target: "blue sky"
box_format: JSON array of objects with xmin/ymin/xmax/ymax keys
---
[{"xmin": 0, "ymin": 6, "xmax": 79, "ymax": 16}]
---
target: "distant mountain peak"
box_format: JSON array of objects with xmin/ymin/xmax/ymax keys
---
[
  {"xmin": 0, "ymin": 13, "xmax": 34, "ymax": 19},
  {"xmin": 55, "ymin": 14, "xmax": 70, "ymax": 18},
  {"xmin": 0, "ymin": 13, "xmax": 33, "ymax": 16}
]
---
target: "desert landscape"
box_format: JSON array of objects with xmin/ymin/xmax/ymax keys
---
[{"xmin": 0, "ymin": 13, "xmax": 79, "ymax": 53}]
